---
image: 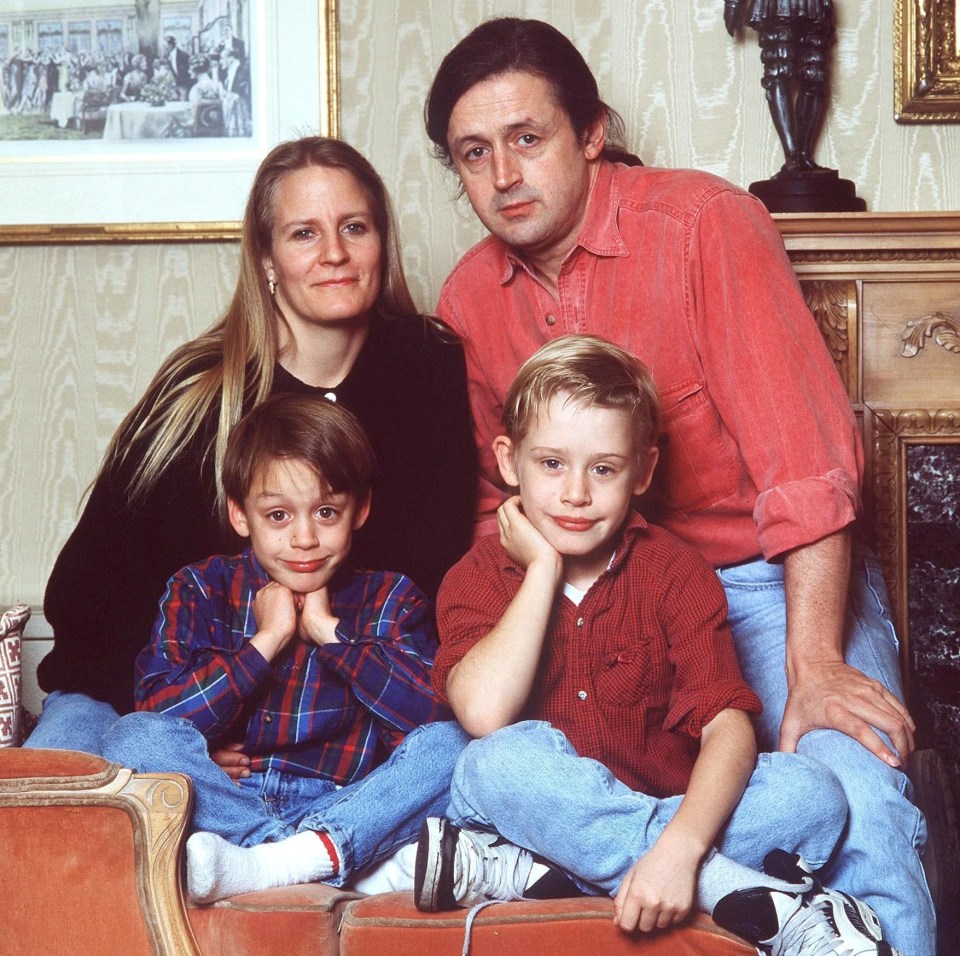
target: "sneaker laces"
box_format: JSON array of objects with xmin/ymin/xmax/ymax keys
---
[
  {"xmin": 773, "ymin": 897, "xmax": 848, "ymax": 956},
  {"xmin": 461, "ymin": 899, "xmax": 499, "ymax": 956},
  {"xmin": 453, "ymin": 830, "xmax": 531, "ymax": 907},
  {"xmin": 805, "ymin": 893, "xmax": 899, "ymax": 956}
]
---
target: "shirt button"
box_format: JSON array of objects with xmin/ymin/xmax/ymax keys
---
[
  {"xmin": 577, "ymin": 690, "xmax": 588, "ymax": 701},
  {"xmin": 263, "ymin": 713, "xmax": 273, "ymax": 723},
  {"xmin": 545, "ymin": 314, "xmax": 556, "ymax": 326},
  {"xmin": 576, "ymin": 617, "xmax": 585, "ymax": 627}
]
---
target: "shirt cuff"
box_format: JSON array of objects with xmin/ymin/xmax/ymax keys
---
[
  {"xmin": 754, "ymin": 469, "xmax": 860, "ymax": 560},
  {"xmin": 666, "ymin": 681, "xmax": 763, "ymax": 739}
]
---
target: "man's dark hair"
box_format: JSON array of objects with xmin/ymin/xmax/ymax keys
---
[{"xmin": 425, "ymin": 17, "xmax": 641, "ymax": 169}]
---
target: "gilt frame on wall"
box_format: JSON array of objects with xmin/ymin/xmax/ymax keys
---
[
  {"xmin": 0, "ymin": 0, "xmax": 339, "ymax": 243},
  {"xmin": 895, "ymin": 0, "xmax": 960, "ymax": 122}
]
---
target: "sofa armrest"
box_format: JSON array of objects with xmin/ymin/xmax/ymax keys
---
[{"xmin": 0, "ymin": 748, "xmax": 201, "ymax": 956}]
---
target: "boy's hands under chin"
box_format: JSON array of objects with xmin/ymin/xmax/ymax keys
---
[
  {"xmin": 250, "ymin": 580, "xmax": 299, "ymax": 658},
  {"xmin": 497, "ymin": 496, "xmax": 562, "ymax": 577},
  {"xmin": 296, "ymin": 587, "xmax": 341, "ymax": 645}
]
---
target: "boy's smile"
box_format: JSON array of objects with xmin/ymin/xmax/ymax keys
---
[
  {"xmin": 551, "ymin": 516, "xmax": 599, "ymax": 532},
  {"xmin": 227, "ymin": 456, "xmax": 369, "ymax": 594},
  {"xmin": 494, "ymin": 394, "xmax": 657, "ymax": 589}
]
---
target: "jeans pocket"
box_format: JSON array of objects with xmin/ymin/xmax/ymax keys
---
[{"xmin": 716, "ymin": 556, "xmax": 785, "ymax": 591}]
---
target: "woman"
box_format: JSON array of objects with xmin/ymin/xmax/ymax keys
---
[
  {"xmin": 28, "ymin": 137, "xmax": 476, "ymax": 752},
  {"xmin": 118, "ymin": 54, "xmax": 148, "ymax": 102},
  {"xmin": 187, "ymin": 54, "xmax": 220, "ymax": 111}
]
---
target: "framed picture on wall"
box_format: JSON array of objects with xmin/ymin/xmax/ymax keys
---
[
  {"xmin": 0, "ymin": 0, "xmax": 339, "ymax": 238},
  {"xmin": 895, "ymin": 0, "xmax": 960, "ymax": 122}
]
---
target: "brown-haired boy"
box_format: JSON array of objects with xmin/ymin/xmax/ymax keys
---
[{"xmin": 102, "ymin": 394, "xmax": 466, "ymax": 903}]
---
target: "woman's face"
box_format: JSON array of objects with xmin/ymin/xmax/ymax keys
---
[{"xmin": 263, "ymin": 166, "xmax": 382, "ymax": 330}]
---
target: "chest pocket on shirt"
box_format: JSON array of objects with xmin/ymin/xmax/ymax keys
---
[
  {"xmin": 593, "ymin": 643, "xmax": 654, "ymax": 706},
  {"xmin": 649, "ymin": 380, "xmax": 740, "ymax": 516}
]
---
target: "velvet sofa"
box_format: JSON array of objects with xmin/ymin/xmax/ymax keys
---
[
  {"xmin": 0, "ymin": 745, "xmax": 754, "ymax": 956},
  {"xmin": 3, "ymin": 602, "xmax": 955, "ymax": 955},
  {"xmin": 1, "ymin": 603, "xmax": 757, "ymax": 956}
]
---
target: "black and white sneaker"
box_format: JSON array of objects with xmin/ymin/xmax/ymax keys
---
[
  {"xmin": 714, "ymin": 884, "xmax": 841, "ymax": 956},
  {"xmin": 414, "ymin": 817, "xmax": 533, "ymax": 912},
  {"xmin": 762, "ymin": 849, "xmax": 902, "ymax": 956}
]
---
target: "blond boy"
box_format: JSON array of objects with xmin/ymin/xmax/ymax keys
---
[{"xmin": 415, "ymin": 336, "xmax": 897, "ymax": 956}]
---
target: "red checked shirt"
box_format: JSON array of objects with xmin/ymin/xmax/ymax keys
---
[
  {"xmin": 434, "ymin": 512, "xmax": 762, "ymax": 797},
  {"xmin": 136, "ymin": 548, "xmax": 451, "ymax": 784},
  {"xmin": 437, "ymin": 161, "xmax": 862, "ymax": 567}
]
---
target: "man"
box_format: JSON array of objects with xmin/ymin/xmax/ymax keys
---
[
  {"xmin": 219, "ymin": 48, "xmax": 250, "ymax": 103},
  {"xmin": 219, "ymin": 47, "xmax": 251, "ymax": 136},
  {"xmin": 424, "ymin": 17, "xmax": 932, "ymax": 955},
  {"xmin": 164, "ymin": 35, "xmax": 190, "ymax": 100}
]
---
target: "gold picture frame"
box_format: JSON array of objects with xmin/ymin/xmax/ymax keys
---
[
  {"xmin": 0, "ymin": 0, "xmax": 339, "ymax": 244},
  {"xmin": 895, "ymin": 0, "xmax": 960, "ymax": 122}
]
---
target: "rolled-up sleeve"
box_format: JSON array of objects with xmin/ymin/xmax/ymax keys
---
[{"xmin": 688, "ymin": 187, "xmax": 862, "ymax": 560}]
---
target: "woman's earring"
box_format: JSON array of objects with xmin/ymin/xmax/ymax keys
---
[{"xmin": 268, "ymin": 275, "xmax": 277, "ymax": 296}]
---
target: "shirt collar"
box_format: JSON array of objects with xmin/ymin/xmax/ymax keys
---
[
  {"xmin": 243, "ymin": 546, "xmax": 271, "ymax": 589},
  {"xmin": 605, "ymin": 509, "xmax": 651, "ymax": 575},
  {"xmin": 499, "ymin": 160, "xmax": 630, "ymax": 284}
]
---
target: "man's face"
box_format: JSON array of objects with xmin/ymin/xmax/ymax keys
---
[{"xmin": 446, "ymin": 71, "xmax": 604, "ymax": 267}]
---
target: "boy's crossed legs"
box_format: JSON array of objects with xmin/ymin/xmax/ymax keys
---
[
  {"xmin": 444, "ymin": 720, "xmax": 844, "ymax": 895},
  {"xmin": 102, "ymin": 711, "xmax": 469, "ymax": 902},
  {"xmin": 418, "ymin": 721, "xmax": 898, "ymax": 954}
]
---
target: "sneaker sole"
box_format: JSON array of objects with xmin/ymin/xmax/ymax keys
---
[{"xmin": 414, "ymin": 818, "xmax": 458, "ymax": 912}]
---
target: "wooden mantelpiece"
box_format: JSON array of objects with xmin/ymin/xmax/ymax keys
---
[
  {"xmin": 775, "ymin": 213, "xmax": 960, "ymax": 721},
  {"xmin": 779, "ymin": 211, "xmax": 960, "ymax": 257}
]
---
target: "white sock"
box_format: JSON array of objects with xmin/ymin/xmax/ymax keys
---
[
  {"xmin": 698, "ymin": 851, "xmax": 810, "ymax": 914},
  {"xmin": 186, "ymin": 830, "xmax": 337, "ymax": 904},
  {"xmin": 349, "ymin": 842, "xmax": 418, "ymax": 894}
]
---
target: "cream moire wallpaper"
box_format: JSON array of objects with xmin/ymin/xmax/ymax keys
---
[{"xmin": 3, "ymin": 0, "xmax": 960, "ymax": 614}]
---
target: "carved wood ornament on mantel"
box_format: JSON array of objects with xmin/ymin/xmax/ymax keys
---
[
  {"xmin": 799, "ymin": 279, "xmax": 856, "ymax": 399},
  {"xmin": 900, "ymin": 311, "xmax": 960, "ymax": 357}
]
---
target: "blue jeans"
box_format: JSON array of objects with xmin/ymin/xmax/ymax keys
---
[
  {"xmin": 22, "ymin": 690, "xmax": 120, "ymax": 754},
  {"xmin": 102, "ymin": 712, "xmax": 469, "ymax": 885},
  {"xmin": 448, "ymin": 720, "xmax": 848, "ymax": 897},
  {"xmin": 717, "ymin": 544, "xmax": 935, "ymax": 956}
]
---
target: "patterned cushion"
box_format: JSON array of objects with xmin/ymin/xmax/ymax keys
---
[{"xmin": 0, "ymin": 605, "xmax": 30, "ymax": 747}]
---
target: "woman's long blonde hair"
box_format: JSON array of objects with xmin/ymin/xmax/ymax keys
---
[{"xmin": 102, "ymin": 137, "xmax": 416, "ymax": 510}]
